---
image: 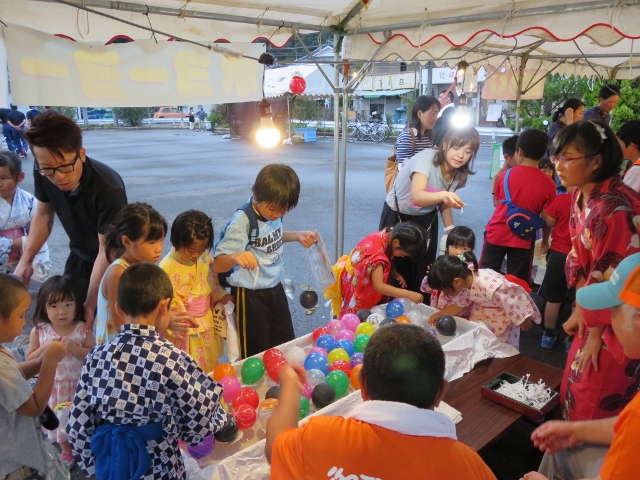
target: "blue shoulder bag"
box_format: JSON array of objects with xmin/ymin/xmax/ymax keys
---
[{"xmin": 500, "ymin": 169, "xmax": 546, "ymax": 240}]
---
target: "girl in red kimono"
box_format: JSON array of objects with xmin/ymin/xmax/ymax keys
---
[
  {"xmin": 326, "ymin": 223, "xmax": 426, "ymax": 317},
  {"xmin": 552, "ymin": 120, "xmax": 640, "ymax": 421}
]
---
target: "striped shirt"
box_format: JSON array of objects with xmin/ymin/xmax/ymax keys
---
[{"xmin": 395, "ymin": 128, "xmax": 434, "ymax": 164}]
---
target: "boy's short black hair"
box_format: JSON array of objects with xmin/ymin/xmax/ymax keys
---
[
  {"xmin": 516, "ymin": 129, "xmax": 548, "ymax": 161},
  {"xmin": 502, "ymin": 135, "xmax": 519, "ymax": 157},
  {"xmin": 0, "ymin": 274, "xmax": 28, "ymax": 319},
  {"xmin": 363, "ymin": 324, "xmax": 445, "ymax": 409},
  {"xmin": 599, "ymin": 83, "xmax": 620, "ymax": 100},
  {"xmin": 617, "ymin": 120, "xmax": 640, "ymax": 151},
  {"xmin": 252, "ymin": 164, "xmax": 300, "ymax": 211},
  {"xmin": 117, "ymin": 263, "xmax": 173, "ymax": 318},
  {"xmin": 170, "ymin": 210, "xmax": 214, "ymax": 251},
  {"xmin": 25, "ymin": 111, "xmax": 83, "ymax": 161}
]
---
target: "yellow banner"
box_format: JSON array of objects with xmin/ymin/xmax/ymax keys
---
[
  {"xmin": 481, "ymin": 64, "xmax": 546, "ymax": 101},
  {"xmin": 5, "ymin": 26, "xmax": 265, "ymax": 107}
]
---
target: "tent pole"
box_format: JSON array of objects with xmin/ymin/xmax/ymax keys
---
[
  {"xmin": 515, "ymin": 57, "xmax": 527, "ymax": 133},
  {"xmin": 339, "ymin": 89, "xmax": 348, "ymax": 256},
  {"xmin": 0, "ymin": 28, "xmax": 9, "ymax": 108},
  {"xmin": 332, "ymin": 34, "xmax": 341, "ymax": 261}
]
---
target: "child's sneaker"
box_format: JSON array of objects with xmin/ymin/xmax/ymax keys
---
[
  {"xmin": 60, "ymin": 451, "xmax": 74, "ymax": 469},
  {"xmin": 541, "ymin": 331, "xmax": 557, "ymax": 349}
]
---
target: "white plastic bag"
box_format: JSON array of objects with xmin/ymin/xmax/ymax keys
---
[
  {"xmin": 225, "ymin": 302, "xmax": 240, "ymax": 363},
  {"xmin": 306, "ymin": 230, "xmax": 335, "ymax": 291},
  {"xmin": 212, "ymin": 302, "xmax": 228, "ymax": 339},
  {"xmin": 40, "ymin": 436, "xmax": 70, "ymax": 480}
]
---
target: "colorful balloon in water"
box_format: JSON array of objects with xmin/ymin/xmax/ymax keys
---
[
  {"xmin": 312, "ymin": 327, "xmax": 328, "ymax": 342},
  {"xmin": 214, "ymin": 413, "xmax": 238, "ymax": 442},
  {"xmin": 212, "ymin": 363, "xmax": 235, "ymax": 382},
  {"xmin": 356, "ymin": 309, "xmax": 371, "ymax": 323},
  {"xmin": 306, "ymin": 368, "xmax": 326, "ymax": 387},
  {"xmin": 232, "ymin": 387, "xmax": 260, "ymax": 410},
  {"xmin": 315, "ymin": 334, "xmax": 336, "ymax": 352},
  {"xmin": 370, "ymin": 305, "xmax": 386, "ymax": 317},
  {"xmin": 385, "ymin": 301, "xmax": 404, "ymax": 318},
  {"xmin": 257, "ymin": 398, "xmax": 278, "ymax": 428},
  {"xmin": 335, "ymin": 339, "xmax": 355, "ymax": 357},
  {"xmin": 355, "ymin": 322, "xmax": 375, "ymax": 337},
  {"xmin": 265, "ymin": 356, "xmax": 288, "ymax": 382},
  {"xmin": 186, "ymin": 435, "xmax": 215, "ymax": 459},
  {"xmin": 233, "ymin": 403, "xmax": 257, "ymax": 430},
  {"xmin": 353, "ymin": 334, "xmax": 370, "ymax": 353},
  {"xmin": 304, "ymin": 352, "xmax": 329, "ymax": 375},
  {"xmin": 241, "ymin": 358, "xmax": 265, "ymax": 384},
  {"xmin": 265, "ymin": 385, "xmax": 281, "ymax": 399},
  {"xmin": 328, "ymin": 348, "xmax": 349, "ymax": 364},
  {"xmin": 325, "ymin": 370, "xmax": 350, "ymax": 398},
  {"xmin": 405, "ymin": 309, "xmax": 424, "ymax": 326},
  {"xmin": 284, "ymin": 346, "xmax": 306, "ymax": 366},
  {"xmin": 335, "ymin": 329, "xmax": 355, "ymax": 342},
  {"xmin": 302, "ymin": 382, "xmax": 313, "ymax": 399},
  {"xmin": 300, "ymin": 290, "xmax": 318, "ymax": 309},
  {"xmin": 350, "ymin": 364, "xmax": 363, "ymax": 390},
  {"xmin": 395, "ymin": 315, "xmax": 411, "ymax": 324},
  {"xmin": 436, "ymin": 315, "xmax": 457, "ymax": 336},
  {"xmin": 393, "ymin": 297, "xmax": 413, "ymax": 312},
  {"xmin": 219, "ymin": 376, "xmax": 241, "ymax": 403},
  {"xmin": 350, "ymin": 352, "xmax": 364, "ymax": 368},
  {"xmin": 366, "ymin": 313, "xmax": 384, "ymax": 330},
  {"xmin": 309, "ymin": 346, "xmax": 328, "ymax": 357},
  {"xmin": 340, "ymin": 313, "xmax": 360, "ymax": 332},
  {"xmin": 379, "ymin": 317, "xmax": 396, "ymax": 327},
  {"xmin": 299, "ymin": 396, "xmax": 310, "ymax": 419},
  {"xmin": 262, "ymin": 348, "xmax": 284, "ymax": 365},
  {"xmin": 326, "ymin": 320, "xmax": 346, "ymax": 337},
  {"xmin": 312, "ymin": 383, "xmax": 336, "ymax": 409},
  {"xmin": 330, "ymin": 360, "xmax": 352, "ymax": 377}
]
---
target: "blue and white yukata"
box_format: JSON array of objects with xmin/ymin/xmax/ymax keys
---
[
  {"xmin": 66, "ymin": 325, "xmax": 227, "ymax": 480},
  {"xmin": 0, "ymin": 188, "xmax": 50, "ymax": 280}
]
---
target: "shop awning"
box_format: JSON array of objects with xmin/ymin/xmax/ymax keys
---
[{"xmin": 357, "ymin": 88, "xmax": 414, "ymax": 98}]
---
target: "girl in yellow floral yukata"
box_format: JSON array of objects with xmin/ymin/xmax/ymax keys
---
[{"xmin": 160, "ymin": 210, "xmax": 231, "ymax": 372}]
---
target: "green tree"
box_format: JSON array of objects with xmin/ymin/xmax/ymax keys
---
[
  {"xmin": 292, "ymin": 98, "xmax": 319, "ymax": 125},
  {"xmin": 208, "ymin": 104, "xmax": 229, "ymax": 127},
  {"xmin": 112, "ymin": 107, "xmax": 149, "ymax": 127}
]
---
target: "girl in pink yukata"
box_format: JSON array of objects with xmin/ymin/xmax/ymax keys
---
[
  {"xmin": 426, "ymin": 251, "xmax": 541, "ymax": 349},
  {"xmin": 25, "ymin": 275, "xmax": 95, "ymax": 468},
  {"xmin": 421, "ymin": 226, "xmax": 475, "ymax": 319}
]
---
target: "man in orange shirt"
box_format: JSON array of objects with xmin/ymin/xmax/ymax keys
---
[
  {"xmin": 266, "ymin": 324, "xmax": 496, "ymax": 480},
  {"xmin": 522, "ymin": 252, "xmax": 640, "ymax": 480}
]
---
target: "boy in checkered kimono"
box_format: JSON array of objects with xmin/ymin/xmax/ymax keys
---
[{"xmin": 67, "ymin": 263, "xmax": 227, "ymax": 480}]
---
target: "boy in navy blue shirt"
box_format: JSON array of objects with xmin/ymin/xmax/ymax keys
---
[{"xmin": 214, "ymin": 164, "xmax": 315, "ymax": 358}]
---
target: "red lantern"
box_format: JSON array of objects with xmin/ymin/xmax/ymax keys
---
[{"xmin": 289, "ymin": 75, "xmax": 306, "ymax": 95}]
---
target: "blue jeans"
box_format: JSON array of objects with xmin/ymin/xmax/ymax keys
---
[
  {"xmin": 2, "ymin": 124, "xmax": 17, "ymax": 152},
  {"xmin": 9, "ymin": 126, "xmax": 28, "ymax": 152}
]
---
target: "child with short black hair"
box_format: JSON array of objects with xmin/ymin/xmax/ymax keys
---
[
  {"xmin": 325, "ymin": 223, "xmax": 426, "ymax": 317},
  {"xmin": 67, "ymin": 263, "xmax": 227, "ymax": 480},
  {"xmin": 0, "ymin": 151, "xmax": 51, "ymax": 279},
  {"xmin": 538, "ymin": 156, "xmax": 556, "ymax": 182},
  {"xmin": 618, "ymin": 119, "xmax": 640, "ymax": 191},
  {"xmin": 26, "ymin": 275, "xmax": 95, "ymax": 467},
  {"xmin": 481, "ymin": 129, "xmax": 556, "ymax": 284},
  {"xmin": 214, "ymin": 164, "xmax": 316, "ymax": 358},
  {"xmin": 422, "ymin": 226, "xmax": 475, "ymax": 320},
  {"xmin": 0, "ymin": 274, "xmax": 66, "ymax": 478},
  {"xmin": 160, "ymin": 210, "xmax": 231, "ymax": 371},
  {"xmin": 94, "ymin": 202, "xmax": 167, "ymax": 344},
  {"xmin": 266, "ymin": 324, "xmax": 496, "ymax": 479},
  {"xmin": 428, "ymin": 251, "xmax": 540, "ymax": 348}
]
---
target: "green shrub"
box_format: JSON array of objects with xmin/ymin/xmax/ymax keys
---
[
  {"xmin": 208, "ymin": 104, "xmax": 229, "ymax": 128},
  {"xmin": 292, "ymin": 98, "xmax": 319, "ymax": 125},
  {"xmin": 112, "ymin": 107, "xmax": 149, "ymax": 127}
]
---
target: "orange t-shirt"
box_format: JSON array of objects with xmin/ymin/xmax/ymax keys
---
[
  {"xmin": 271, "ymin": 415, "xmax": 496, "ymax": 480},
  {"xmin": 600, "ymin": 392, "xmax": 640, "ymax": 480}
]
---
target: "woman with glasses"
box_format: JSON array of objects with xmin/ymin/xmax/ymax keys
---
[{"xmin": 550, "ymin": 121, "xmax": 640, "ymax": 426}]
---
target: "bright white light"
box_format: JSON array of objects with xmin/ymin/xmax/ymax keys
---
[
  {"xmin": 256, "ymin": 116, "xmax": 280, "ymax": 148},
  {"xmin": 452, "ymin": 113, "xmax": 470, "ymax": 129}
]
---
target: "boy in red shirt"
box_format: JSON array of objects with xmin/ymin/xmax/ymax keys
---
[
  {"xmin": 538, "ymin": 187, "xmax": 575, "ymax": 349},
  {"xmin": 266, "ymin": 324, "xmax": 496, "ymax": 480},
  {"xmin": 481, "ymin": 129, "xmax": 556, "ymax": 284},
  {"xmin": 522, "ymin": 252, "xmax": 640, "ymax": 480}
]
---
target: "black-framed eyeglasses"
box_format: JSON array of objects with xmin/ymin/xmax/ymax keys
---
[{"xmin": 36, "ymin": 153, "xmax": 80, "ymax": 177}]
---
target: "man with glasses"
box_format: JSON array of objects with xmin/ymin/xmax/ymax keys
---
[{"xmin": 14, "ymin": 112, "xmax": 127, "ymax": 327}]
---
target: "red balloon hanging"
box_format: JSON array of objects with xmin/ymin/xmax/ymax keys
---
[{"xmin": 289, "ymin": 75, "xmax": 306, "ymax": 95}]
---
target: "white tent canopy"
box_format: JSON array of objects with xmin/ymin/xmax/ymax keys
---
[
  {"xmin": 264, "ymin": 65, "xmax": 342, "ymax": 98},
  {"xmin": 4, "ymin": 0, "xmax": 640, "ymax": 259}
]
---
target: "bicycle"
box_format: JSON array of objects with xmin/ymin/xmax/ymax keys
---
[{"xmin": 347, "ymin": 121, "xmax": 385, "ymax": 143}]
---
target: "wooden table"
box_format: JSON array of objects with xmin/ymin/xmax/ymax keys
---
[{"xmin": 444, "ymin": 355, "xmax": 563, "ymax": 451}]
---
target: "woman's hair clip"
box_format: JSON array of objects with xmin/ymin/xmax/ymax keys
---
[
  {"xmin": 467, "ymin": 261, "xmax": 475, "ymax": 272},
  {"xmin": 588, "ymin": 121, "xmax": 607, "ymax": 142},
  {"xmin": 457, "ymin": 254, "xmax": 466, "ymax": 261}
]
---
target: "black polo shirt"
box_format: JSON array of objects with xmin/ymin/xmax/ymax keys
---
[
  {"xmin": 7, "ymin": 109, "xmax": 26, "ymax": 126},
  {"xmin": 34, "ymin": 156, "xmax": 127, "ymax": 263}
]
